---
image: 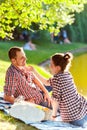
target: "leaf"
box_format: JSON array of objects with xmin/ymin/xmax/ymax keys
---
[{"xmin": 0, "ymin": 0, "xmax": 86, "ymax": 38}]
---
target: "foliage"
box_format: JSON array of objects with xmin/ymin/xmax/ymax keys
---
[
  {"xmin": 65, "ymin": 4, "xmax": 87, "ymax": 42},
  {"xmin": 0, "ymin": 0, "xmax": 87, "ymax": 39}
]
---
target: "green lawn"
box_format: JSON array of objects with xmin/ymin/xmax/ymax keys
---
[{"xmin": 0, "ymin": 38, "xmax": 87, "ymax": 130}]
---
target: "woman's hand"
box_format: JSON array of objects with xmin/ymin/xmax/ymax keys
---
[
  {"xmin": 50, "ymin": 115, "xmax": 57, "ymax": 121},
  {"xmin": 24, "ymin": 65, "xmax": 34, "ymax": 72}
]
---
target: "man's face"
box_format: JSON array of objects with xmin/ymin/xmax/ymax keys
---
[{"xmin": 12, "ymin": 50, "xmax": 27, "ymax": 67}]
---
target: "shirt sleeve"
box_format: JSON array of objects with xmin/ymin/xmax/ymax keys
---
[
  {"xmin": 49, "ymin": 76, "xmax": 61, "ymax": 102},
  {"xmin": 4, "ymin": 71, "xmax": 17, "ymax": 96}
]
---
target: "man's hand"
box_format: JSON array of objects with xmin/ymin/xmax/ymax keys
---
[
  {"xmin": 4, "ymin": 95, "xmax": 15, "ymax": 104},
  {"xmin": 44, "ymin": 93, "xmax": 52, "ymax": 107}
]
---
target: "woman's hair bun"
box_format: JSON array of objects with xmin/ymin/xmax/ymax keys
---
[{"xmin": 64, "ymin": 52, "xmax": 73, "ymax": 60}]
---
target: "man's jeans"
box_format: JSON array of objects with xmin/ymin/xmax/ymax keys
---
[{"xmin": 40, "ymin": 86, "xmax": 52, "ymax": 109}]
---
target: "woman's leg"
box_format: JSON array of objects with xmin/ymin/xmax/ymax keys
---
[{"xmin": 70, "ymin": 115, "xmax": 87, "ymax": 127}]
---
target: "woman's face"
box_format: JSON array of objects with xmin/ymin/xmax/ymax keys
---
[{"xmin": 49, "ymin": 59, "xmax": 61, "ymax": 75}]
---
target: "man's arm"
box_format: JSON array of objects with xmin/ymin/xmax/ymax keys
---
[
  {"xmin": 4, "ymin": 71, "xmax": 17, "ymax": 104},
  {"xmin": 33, "ymin": 73, "xmax": 51, "ymax": 106}
]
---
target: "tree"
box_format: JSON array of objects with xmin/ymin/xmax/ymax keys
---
[
  {"xmin": 0, "ymin": 0, "xmax": 87, "ymax": 39},
  {"xmin": 65, "ymin": 4, "xmax": 87, "ymax": 43}
]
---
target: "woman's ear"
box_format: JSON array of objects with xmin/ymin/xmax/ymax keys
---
[{"xmin": 57, "ymin": 65, "xmax": 61, "ymax": 71}]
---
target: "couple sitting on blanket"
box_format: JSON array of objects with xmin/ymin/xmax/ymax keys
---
[{"xmin": 4, "ymin": 46, "xmax": 87, "ymax": 127}]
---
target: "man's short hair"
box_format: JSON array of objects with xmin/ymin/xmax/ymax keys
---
[{"xmin": 8, "ymin": 46, "xmax": 23, "ymax": 59}]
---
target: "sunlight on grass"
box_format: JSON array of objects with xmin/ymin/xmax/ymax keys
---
[
  {"xmin": 0, "ymin": 60, "xmax": 10, "ymax": 90},
  {"xmin": 0, "ymin": 122, "xmax": 17, "ymax": 130},
  {"xmin": 32, "ymin": 64, "xmax": 51, "ymax": 78},
  {"xmin": 0, "ymin": 112, "xmax": 37, "ymax": 130}
]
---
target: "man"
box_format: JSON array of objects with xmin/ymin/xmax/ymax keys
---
[{"xmin": 4, "ymin": 46, "xmax": 51, "ymax": 106}]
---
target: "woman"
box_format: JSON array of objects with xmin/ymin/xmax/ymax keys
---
[
  {"xmin": 49, "ymin": 52, "xmax": 87, "ymax": 127},
  {"xmin": 33, "ymin": 52, "xmax": 87, "ymax": 127}
]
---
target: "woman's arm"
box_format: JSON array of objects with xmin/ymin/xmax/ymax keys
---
[
  {"xmin": 51, "ymin": 99, "xmax": 59, "ymax": 120},
  {"xmin": 27, "ymin": 66, "xmax": 50, "ymax": 86}
]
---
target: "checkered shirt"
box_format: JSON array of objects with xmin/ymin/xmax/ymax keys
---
[
  {"xmin": 4, "ymin": 64, "xmax": 43, "ymax": 104},
  {"xmin": 49, "ymin": 72, "xmax": 87, "ymax": 122}
]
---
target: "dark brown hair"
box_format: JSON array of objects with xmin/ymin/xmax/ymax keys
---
[
  {"xmin": 51, "ymin": 52, "xmax": 73, "ymax": 72},
  {"xmin": 8, "ymin": 46, "xmax": 23, "ymax": 60}
]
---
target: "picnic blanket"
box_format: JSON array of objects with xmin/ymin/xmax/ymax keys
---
[{"xmin": 0, "ymin": 92, "xmax": 87, "ymax": 130}]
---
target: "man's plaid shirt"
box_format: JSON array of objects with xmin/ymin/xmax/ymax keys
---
[{"xmin": 4, "ymin": 64, "xmax": 43, "ymax": 104}]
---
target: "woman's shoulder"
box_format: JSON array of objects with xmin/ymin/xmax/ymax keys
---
[
  {"xmin": 54, "ymin": 71, "xmax": 72, "ymax": 81},
  {"xmin": 55, "ymin": 71, "xmax": 70, "ymax": 77}
]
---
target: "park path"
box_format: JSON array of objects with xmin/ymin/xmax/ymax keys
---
[{"xmin": 39, "ymin": 47, "xmax": 87, "ymax": 67}]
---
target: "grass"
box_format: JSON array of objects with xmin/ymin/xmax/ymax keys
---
[
  {"xmin": 0, "ymin": 37, "xmax": 87, "ymax": 130},
  {"xmin": 0, "ymin": 111, "xmax": 37, "ymax": 130},
  {"xmin": 0, "ymin": 38, "xmax": 87, "ymax": 64}
]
